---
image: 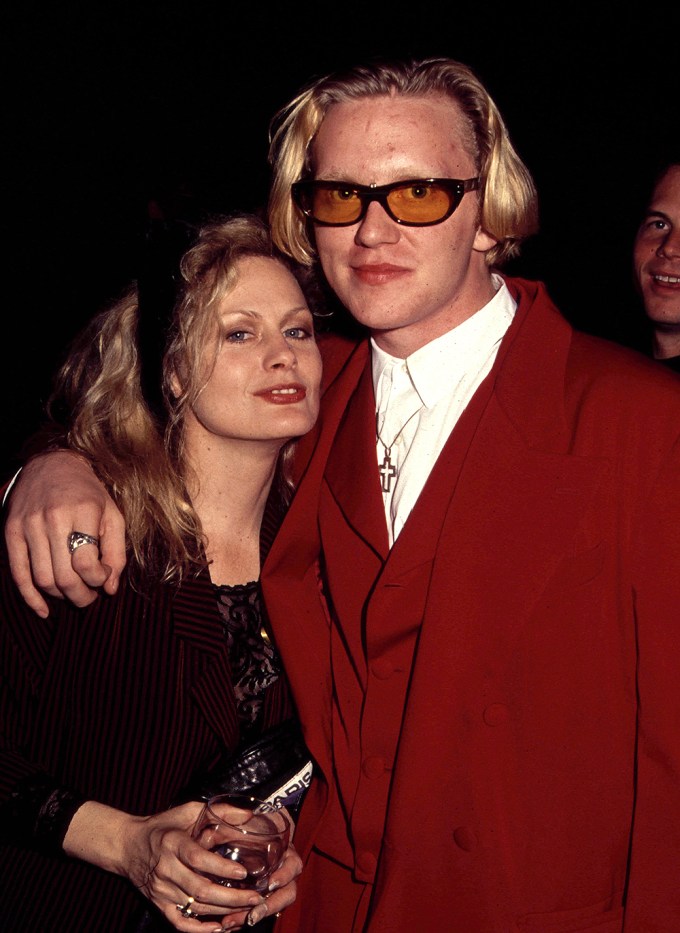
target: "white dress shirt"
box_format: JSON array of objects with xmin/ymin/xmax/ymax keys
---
[{"xmin": 372, "ymin": 275, "xmax": 516, "ymax": 546}]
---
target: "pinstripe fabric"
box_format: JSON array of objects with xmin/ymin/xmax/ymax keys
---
[{"xmin": 0, "ymin": 546, "xmax": 295, "ymax": 931}]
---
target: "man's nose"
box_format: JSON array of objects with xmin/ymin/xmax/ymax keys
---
[
  {"xmin": 657, "ymin": 226, "xmax": 680, "ymax": 259},
  {"xmin": 354, "ymin": 199, "xmax": 400, "ymax": 248}
]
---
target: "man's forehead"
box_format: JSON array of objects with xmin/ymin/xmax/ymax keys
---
[
  {"xmin": 320, "ymin": 91, "xmax": 466, "ymax": 125},
  {"xmin": 311, "ymin": 93, "xmax": 476, "ymax": 170},
  {"xmin": 650, "ymin": 166, "xmax": 680, "ymax": 208}
]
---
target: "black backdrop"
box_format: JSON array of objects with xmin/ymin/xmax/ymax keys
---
[{"xmin": 3, "ymin": 2, "xmax": 678, "ymax": 478}]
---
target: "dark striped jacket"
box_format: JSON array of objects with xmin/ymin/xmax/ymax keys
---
[{"xmin": 0, "ymin": 546, "xmax": 295, "ymax": 931}]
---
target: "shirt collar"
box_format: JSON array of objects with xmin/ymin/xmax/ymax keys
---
[{"xmin": 371, "ymin": 274, "xmax": 516, "ymax": 408}]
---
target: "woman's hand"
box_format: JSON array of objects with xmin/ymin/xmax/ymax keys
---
[
  {"xmin": 4, "ymin": 451, "xmax": 127, "ymax": 616},
  {"xmin": 244, "ymin": 839, "xmax": 303, "ymax": 927},
  {"xmin": 64, "ymin": 800, "xmax": 302, "ymax": 930}
]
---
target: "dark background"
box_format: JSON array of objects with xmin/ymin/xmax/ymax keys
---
[{"xmin": 3, "ymin": 2, "xmax": 678, "ymax": 479}]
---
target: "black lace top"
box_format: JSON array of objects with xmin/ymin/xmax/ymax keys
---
[{"xmin": 214, "ymin": 580, "xmax": 282, "ymax": 735}]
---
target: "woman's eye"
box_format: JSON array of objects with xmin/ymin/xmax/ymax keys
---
[
  {"xmin": 226, "ymin": 330, "xmax": 251, "ymax": 342},
  {"xmin": 284, "ymin": 327, "xmax": 312, "ymax": 340}
]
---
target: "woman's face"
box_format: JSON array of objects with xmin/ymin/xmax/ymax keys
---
[{"xmin": 183, "ymin": 256, "xmax": 322, "ymax": 451}]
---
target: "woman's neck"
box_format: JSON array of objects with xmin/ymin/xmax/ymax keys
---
[{"xmin": 186, "ymin": 437, "xmax": 281, "ymax": 586}]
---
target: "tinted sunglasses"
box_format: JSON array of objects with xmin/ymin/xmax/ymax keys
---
[{"xmin": 291, "ymin": 177, "xmax": 480, "ymax": 227}]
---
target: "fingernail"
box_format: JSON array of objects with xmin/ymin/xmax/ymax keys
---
[
  {"xmin": 268, "ymin": 880, "xmax": 279, "ymax": 892},
  {"xmin": 247, "ymin": 894, "xmax": 265, "ymax": 906},
  {"xmin": 247, "ymin": 905, "xmax": 268, "ymax": 926}
]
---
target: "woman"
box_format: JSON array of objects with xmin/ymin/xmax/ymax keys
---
[{"xmin": 0, "ymin": 214, "xmax": 321, "ymax": 930}]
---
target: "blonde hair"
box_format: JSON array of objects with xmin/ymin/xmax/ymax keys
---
[
  {"xmin": 48, "ymin": 214, "xmax": 300, "ymax": 585},
  {"xmin": 269, "ymin": 57, "xmax": 538, "ymax": 267}
]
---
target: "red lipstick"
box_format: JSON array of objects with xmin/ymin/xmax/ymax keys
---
[{"xmin": 255, "ymin": 383, "xmax": 307, "ymax": 404}]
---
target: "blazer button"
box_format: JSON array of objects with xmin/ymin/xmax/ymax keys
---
[
  {"xmin": 453, "ymin": 826, "xmax": 478, "ymax": 851},
  {"xmin": 356, "ymin": 851, "xmax": 377, "ymax": 875},
  {"xmin": 483, "ymin": 703, "xmax": 509, "ymax": 726},
  {"xmin": 362, "ymin": 756, "xmax": 387, "ymax": 779},
  {"xmin": 370, "ymin": 658, "xmax": 394, "ymax": 680}
]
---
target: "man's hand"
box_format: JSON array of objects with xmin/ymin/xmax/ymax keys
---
[{"xmin": 4, "ymin": 451, "xmax": 127, "ymax": 616}]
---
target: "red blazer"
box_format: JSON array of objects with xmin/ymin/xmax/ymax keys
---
[{"xmin": 262, "ymin": 278, "xmax": 680, "ymax": 932}]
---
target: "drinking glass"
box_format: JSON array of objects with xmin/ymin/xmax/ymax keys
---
[{"xmin": 192, "ymin": 793, "xmax": 290, "ymax": 893}]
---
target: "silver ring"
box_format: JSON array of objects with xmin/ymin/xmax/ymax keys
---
[
  {"xmin": 68, "ymin": 531, "xmax": 100, "ymax": 554},
  {"xmin": 176, "ymin": 897, "xmax": 199, "ymax": 919}
]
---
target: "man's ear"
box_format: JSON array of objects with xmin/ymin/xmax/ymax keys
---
[{"xmin": 473, "ymin": 227, "xmax": 497, "ymax": 253}]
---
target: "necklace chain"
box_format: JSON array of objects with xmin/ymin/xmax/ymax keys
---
[
  {"xmin": 375, "ymin": 406, "xmax": 421, "ymax": 494},
  {"xmin": 375, "ymin": 407, "xmax": 421, "ymax": 454}
]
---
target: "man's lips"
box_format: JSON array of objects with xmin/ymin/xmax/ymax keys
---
[
  {"xmin": 254, "ymin": 384, "xmax": 307, "ymax": 404},
  {"xmin": 650, "ymin": 272, "xmax": 680, "ymax": 288},
  {"xmin": 351, "ymin": 263, "xmax": 410, "ymax": 285}
]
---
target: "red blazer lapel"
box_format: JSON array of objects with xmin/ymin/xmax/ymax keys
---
[
  {"xmin": 413, "ymin": 279, "xmax": 609, "ymax": 656},
  {"xmin": 266, "ymin": 338, "xmax": 373, "ymax": 583},
  {"xmin": 262, "ymin": 339, "xmax": 373, "ymax": 770},
  {"xmin": 323, "ymin": 360, "xmax": 389, "ymax": 560},
  {"xmin": 384, "ymin": 281, "xmax": 612, "ymax": 786}
]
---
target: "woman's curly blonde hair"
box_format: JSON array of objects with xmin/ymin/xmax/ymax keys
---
[{"xmin": 48, "ymin": 214, "xmax": 306, "ymax": 585}]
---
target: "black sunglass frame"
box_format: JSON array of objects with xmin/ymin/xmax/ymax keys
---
[{"xmin": 291, "ymin": 177, "xmax": 481, "ymax": 227}]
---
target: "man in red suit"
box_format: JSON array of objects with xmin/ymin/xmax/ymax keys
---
[{"xmin": 5, "ymin": 59, "xmax": 680, "ymax": 931}]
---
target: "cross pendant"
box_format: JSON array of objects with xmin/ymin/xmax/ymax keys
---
[{"xmin": 379, "ymin": 450, "xmax": 397, "ymax": 493}]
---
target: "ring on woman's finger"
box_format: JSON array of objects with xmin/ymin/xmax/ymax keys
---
[
  {"xmin": 68, "ymin": 531, "xmax": 100, "ymax": 554},
  {"xmin": 263, "ymin": 893, "xmax": 282, "ymax": 919},
  {"xmin": 176, "ymin": 896, "xmax": 199, "ymax": 919}
]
